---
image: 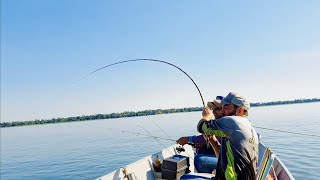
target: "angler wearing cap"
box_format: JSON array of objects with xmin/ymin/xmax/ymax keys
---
[
  {"xmin": 177, "ymin": 97, "xmax": 224, "ymax": 173},
  {"xmin": 197, "ymin": 92, "xmax": 259, "ymax": 180},
  {"xmin": 207, "ymin": 96, "xmax": 224, "ymax": 119}
]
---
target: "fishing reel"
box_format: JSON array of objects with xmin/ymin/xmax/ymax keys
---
[
  {"xmin": 175, "ymin": 146, "xmax": 186, "ymax": 153},
  {"xmin": 176, "ymin": 142, "xmax": 202, "ymax": 153},
  {"xmin": 187, "ymin": 142, "xmax": 204, "ymax": 149}
]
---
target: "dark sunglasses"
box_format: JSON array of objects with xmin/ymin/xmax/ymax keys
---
[
  {"xmin": 213, "ymin": 107, "xmax": 222, "ymax": 111},
  {"xmin": 216, "ymin": 96, "xmax": 224, "ymax": 100}
]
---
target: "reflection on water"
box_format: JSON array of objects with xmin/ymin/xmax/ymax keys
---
[{"xmin": 1, "ymin": 103, "xmax": 320, "ymax": 179}]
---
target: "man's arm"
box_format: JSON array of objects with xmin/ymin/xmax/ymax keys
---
[
  {"xmin": 176, "ymin": 135, "xmax": 206, "ymax": 146},
  {"xmin": 197, "ymin": 107, "xmax": 214, "ymax": 134},
  {"xmin": 197, "ymin": 108, "xmax": 231, "ymax": 138},
  {"xmin": 206, "ymin": 135, "xmax": 221, "ymax": 157}
]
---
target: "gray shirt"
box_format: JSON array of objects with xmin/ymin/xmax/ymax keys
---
[{"xmin": 197, "ymin": 116, "xmax": 259, "ymax": 180}]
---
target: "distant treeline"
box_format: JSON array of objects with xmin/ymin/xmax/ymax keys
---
[{"xmin": 1, "ymin": 98, "xmax": 319, "ymax": 128}]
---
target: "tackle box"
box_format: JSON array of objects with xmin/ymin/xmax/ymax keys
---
[{"xmin": 161, "ymin": 155, "xmax": 190, "ymax": 179}]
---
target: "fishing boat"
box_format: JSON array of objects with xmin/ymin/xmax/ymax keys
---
[
  {"xmin": 90, "ymin": 60, "xmax": 294, "ymax": 180},
  {"xmin": 97, "ymin": 142, "xmax": 295, "ymax": 180}
]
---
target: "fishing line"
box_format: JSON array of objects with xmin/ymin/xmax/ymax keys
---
[
  {"xmin": 107, "ymin": 128, "xmax": 177, "ymax": 142},
  {"xmin": 109, "ymin": 126, "xmax": 194, "ymax": 159},
  {"xmin": 254, "ymin": 126, "xmax": 320, "ymax": 138},
  {"xmin": 81, "ymin": 59, "xmax": 205, "ymax": 107},
  {"xmin": 146, "ymin": 113, "xmax": 320, "ymax": 138},
  {"xmin": 137, "ymin": 125, "xmax": 174, "ymax": 156},
  {"xmin": 144, "ymin": 115, "xmax": 173, "ymax": 140},
  {"xmin": 143, "ymin": 116, "xmax": 195, "ymax": 159},
  {"xmin": 81, "ymin": 59, "xmax": 320, "ymax": 138}
]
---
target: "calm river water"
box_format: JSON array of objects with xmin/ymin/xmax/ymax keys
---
[{"xmin": 1, "ymin": 103, "xmax": 320, "ymax": 180}]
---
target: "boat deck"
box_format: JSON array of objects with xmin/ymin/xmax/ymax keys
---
[{"xmin": 98, "ymin": 143, "xmax": 294, "ymax": 180}]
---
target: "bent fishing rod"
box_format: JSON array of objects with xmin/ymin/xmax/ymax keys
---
[
  {"xmin": 81, "ymin": 59, "xmax": 205, "ymax": 107},
  {"xmin": 82, "ymin": 59, "xmax": 320, "ymax": 138}
]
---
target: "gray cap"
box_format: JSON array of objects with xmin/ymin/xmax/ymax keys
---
[{"xmin": 221, "ymin": 92, "xmax": 250, "ymax": 110}]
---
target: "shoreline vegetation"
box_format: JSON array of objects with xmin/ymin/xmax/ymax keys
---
[{"xmin": 1, "ymin": 98, "xmax": 319, "ymax": 128}]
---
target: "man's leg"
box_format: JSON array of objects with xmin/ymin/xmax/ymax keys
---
[{"xmin": 194, "ymin": 154, "xmax": 218, "ymax": 173}]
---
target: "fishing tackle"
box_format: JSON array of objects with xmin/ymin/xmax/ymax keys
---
[
  {"xmin": 108, "ymin": 128, "xmax": 177, "ymax": 142},
  {"xmin": 254, "ymin": 126, "xmax": 320, "ymax": 138},
  {"xmin": 137, "ymin": 124, "xmax": 174, "ymax": 156},
  {"xmin": 82, "ymin": 59, "xmax": 205, "ymax": 107},
  {"xmin": 84, "ymin": 59, "xmax": 320, "ymax": 138}
]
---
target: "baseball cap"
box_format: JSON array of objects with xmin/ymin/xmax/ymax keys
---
[
  {"xmin": 221, "ymin": 92, "xmax": 250, "ymax": 110},
  {"xmin": 207, "ymin": 99, "xmax": 222, "ymax": 109}
]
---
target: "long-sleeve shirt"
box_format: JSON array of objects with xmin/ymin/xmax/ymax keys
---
[
  {"xmin": 197, "ymin": 116, "xmax": 259, "ymax": 180},
  {"xmin": 191, "ymin": 135, "xmax": 215, "ymax": 155},
  {"xmin": 191, "ymin": 134, "xmax": 207, "ymax": 144}
]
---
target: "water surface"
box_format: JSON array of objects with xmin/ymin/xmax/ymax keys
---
[{"xmin": 1, "ymin": 103, "xmax": 319, "ymax": 179}]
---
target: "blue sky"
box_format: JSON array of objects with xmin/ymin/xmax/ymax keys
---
[{"xmin": 1, "ymin": 0, "xmax": 320, "ymax": 122}]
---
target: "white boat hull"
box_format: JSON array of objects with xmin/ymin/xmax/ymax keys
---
[{"xmin": 98, "ymin": 143, "xmax": 294, "ymax": 180}]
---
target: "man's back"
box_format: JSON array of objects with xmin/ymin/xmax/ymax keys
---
[{"xmin": 198, "ymin": 115, "xmax": 259, "ymax": 180}]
